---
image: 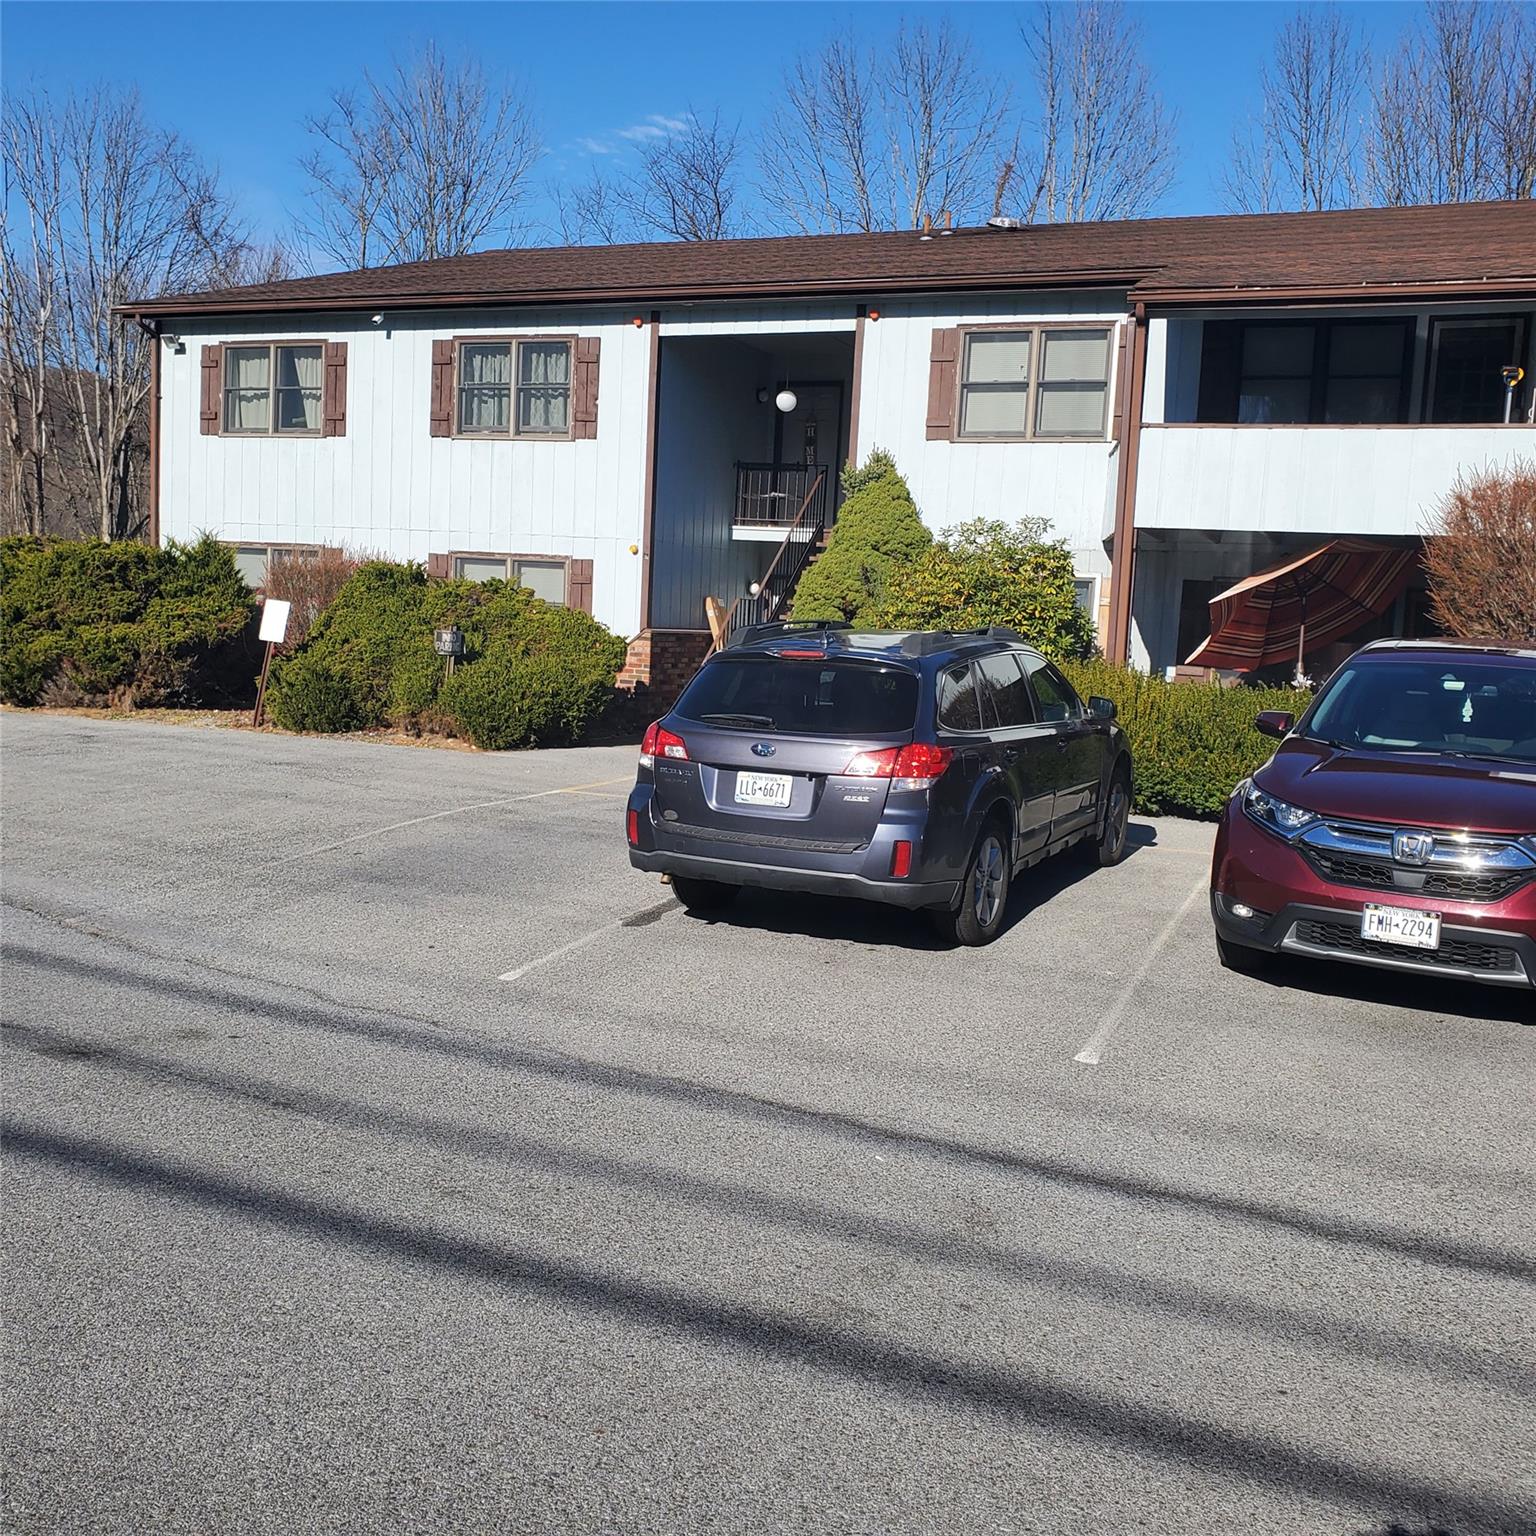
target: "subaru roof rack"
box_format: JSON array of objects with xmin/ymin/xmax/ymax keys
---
[{"xmin": 731, "ymin": 619, "xmax": 853, "ymax": 647}]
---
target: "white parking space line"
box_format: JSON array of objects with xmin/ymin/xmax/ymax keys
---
[
  {"xmin": 254, "ymin": 776, "xmax": 635, "ymax": 872},
  {"xmin": 499, "ymin": 897, "xmax": 681, "ymax": 982},
  {"xmin": 1074, "ymin": 873, "xmax": 1210, "ymax": 1066}
]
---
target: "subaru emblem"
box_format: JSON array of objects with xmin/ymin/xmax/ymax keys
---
[
  {"xmin": 1392, "ymin": 830, "xmax": 1435, "ymax": 865},
  {"xmin": 751, "ymin": 741, "xmax": 776, "ymax": 758}
]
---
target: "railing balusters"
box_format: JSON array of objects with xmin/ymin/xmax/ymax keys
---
[
  {"xmin": 717, "ymin": 469, "xmax": 829, "ymax": 649},
  {"xmin": 734, "ymin": 462, "xmax": 826, "ymax": 529}
]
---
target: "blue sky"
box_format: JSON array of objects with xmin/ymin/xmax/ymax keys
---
[{"xmin": 3, "ymin": 1, "xmax": 1421, "ymax": 258}]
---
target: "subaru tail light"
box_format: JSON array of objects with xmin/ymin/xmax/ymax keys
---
[
  {"xmin": 890, "ymin": 840, "xmax": 913, "ymax": 878},
  {"xmin": 640, "ymin": 721, "xmax": 689, "ymax": 768},
  {"xmin": 842, "ymin": 742, "xmax": 954, "ymax": 791}
]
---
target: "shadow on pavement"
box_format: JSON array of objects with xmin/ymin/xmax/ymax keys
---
[
  {"xmin": 1250, "ymin": 951, "xmax": 1534, "ymax": 1027},
  {"xmin": 680, "ymin": 819, "xmax": 1162, "ymax": 951},
  {"xmin": 5, "ymin": 1121, "xmax": 1530, "ymax": 1536}
]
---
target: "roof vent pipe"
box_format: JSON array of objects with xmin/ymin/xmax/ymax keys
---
[
  {"xmin": 918, "ymin": 212, "xmax": 934, "ymax": 242},
  {"xmin": 938, "ymin": 210, "xmax": 954, "ymax": 235}
]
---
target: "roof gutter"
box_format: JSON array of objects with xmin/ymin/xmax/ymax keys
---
[
  {"xmin": 1133, "ymin": 276, "xmax": 1536, "ymax": 308},
  {"xmin": 113, "ymin": 266, "xmax": 1159, "ymax": 322}
]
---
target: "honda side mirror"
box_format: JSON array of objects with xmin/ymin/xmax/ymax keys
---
[
  {"xmin": 1254, "ymin": 710, "xmax": 1294, "ymax": 740},
  {"xmin": 1088, "ymin": 695, "xmax": 1116, "ymax": 720}
]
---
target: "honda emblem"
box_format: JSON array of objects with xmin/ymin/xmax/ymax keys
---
[{"xmin": 1392, "ymin": 830, "xmax": 1435, "ymax": 865}]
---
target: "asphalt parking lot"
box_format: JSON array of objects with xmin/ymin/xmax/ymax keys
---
[{"xmin": 3, "ymin": 711, "xmax": 1533, "ymax": 1536}]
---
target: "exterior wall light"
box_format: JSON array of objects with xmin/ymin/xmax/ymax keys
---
[{"xmin": 775, "ymin": 389, "xmax": 798, "ymax": 413}]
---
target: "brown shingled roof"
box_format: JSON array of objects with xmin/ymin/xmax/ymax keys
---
[{"xmin": 123, "ymin": 200, "xmax": 1536, "ymax": 318}]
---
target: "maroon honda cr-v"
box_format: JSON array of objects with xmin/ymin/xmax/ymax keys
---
[{"xmin": 1211, "ymin": 640, "xmax": 1536, "ymax": 994}]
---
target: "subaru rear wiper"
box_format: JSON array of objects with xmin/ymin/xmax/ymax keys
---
[{"xmin": 698, "ymin": 712, "xmax": 777, "ymax": 728}]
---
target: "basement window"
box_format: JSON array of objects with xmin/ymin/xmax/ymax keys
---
[{"xmin": 452, "ymin": 554, "xmax": 568, "ymax": 603}]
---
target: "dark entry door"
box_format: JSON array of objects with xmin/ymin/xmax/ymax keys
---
[{"xmin": 775, "ymin": 384, "xmax": 844, "ymax": 481}]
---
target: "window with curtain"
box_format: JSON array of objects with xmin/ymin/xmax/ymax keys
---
[
  {"xmin": 456, "ymin": 340, "xmax": 572, "ymax": 436},
  {"xmin": 223, "ymin": 344, "xmax": 323, "ymax": 434},
  {"xmin": 957, "ymin": 326, "xmax": 1111, "ymax": 440},
  {"xmin": 452, "ymin": 554, "xmax": 568, "ymax": 603}
]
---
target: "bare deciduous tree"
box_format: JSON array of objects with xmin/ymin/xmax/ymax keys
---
[
  {"xmin": 1225, "ymin": 6, "xmax": 1366, "ymax": 213},
  {"xmin": 1422, "ymin": 457, "xmax": 1536, "ymax": 641},
  {"xmin": 760, "ymin": 21, "xmax": 1007, "ymax": 233},
  {"xmin": 1365, "ymin": 1, "xmax": 1535, "ymax": 205},
  {"xmin": 614, "ymin": 110, "xmax": 744, "ymax": 241},
  {"xmin": 1006, "ymin": 2, "xmax": 1178, "ymax": 224},
  {"xmin": 3, "ymin": 86, "xmax": 242, "ymax": 540},
  {"xmin": 550, "ymin": 167, "xmax": 631, "ymax": 247},
  {"xmin": 301, "ymin": 43, "xmax": 542, "ymax": 269}
]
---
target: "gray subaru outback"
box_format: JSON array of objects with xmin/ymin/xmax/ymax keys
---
[{"xmin": 626, "ymin": 622, "xmax": 1133, "ymax": 945}]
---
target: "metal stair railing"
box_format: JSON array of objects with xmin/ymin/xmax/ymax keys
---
[{"xmin": 715, "ymin": 469, "xmax": 829, "ymax": 650}]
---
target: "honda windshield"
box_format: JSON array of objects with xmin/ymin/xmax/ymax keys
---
[
  {"xmin": 1304, "ymin": 657, "xmax": 1536, "ymax": 763},
  {"xmin": 675, "ymin": 656, "xmax": 919, "ymax": 737}
]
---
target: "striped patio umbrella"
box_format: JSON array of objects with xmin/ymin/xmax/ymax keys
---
[{"xmin": 1184, "ymin": 537, "xmax": 1419, "ymax": 676}]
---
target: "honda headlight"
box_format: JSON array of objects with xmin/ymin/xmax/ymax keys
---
[{"xmin": 1242, "ymin": 781, "xmax": 1318, "ymax": 840}]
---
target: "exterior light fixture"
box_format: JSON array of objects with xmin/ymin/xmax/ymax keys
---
[
  {"xmin": 749, "ymin": 581, "xmax": 762, "ymax": 597},
  {"xmin": 632, "ymin": 316, "xmax": 645, "ymax": 327},
  {"xmin": 867, "ymin": 309, "xmax": 881, "ymax": 321},
  {"xmin": 756, "ymin": 387, "xmax": 770, "ymax": 404},
  {"xmin": 775, "ymin": 389, "xmax": 798, "ymax": 413}
]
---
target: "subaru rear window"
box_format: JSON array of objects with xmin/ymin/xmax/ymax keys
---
[{"xmin": 675, "ymin": 657, "xmax": 918, "ymax": 736}]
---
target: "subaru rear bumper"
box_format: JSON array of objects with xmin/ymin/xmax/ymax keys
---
[
  {"xmin": 629, "ymin": 846, "xmax": 959, "ymax": 910},
  {"xmin": 627, "ymin": 785, "xmax": 960, "ymax": 911}
]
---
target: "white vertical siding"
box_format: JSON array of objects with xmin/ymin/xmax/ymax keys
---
[
  {"xmin": 853, "ymin": 290, "xmax": 1130, "ymax": 584},
  {"xmin": 159, "ymin": 308, "xmax": 652, "ymax": 637},
  {"xmin": 1136, "ymin": 425, "xmax": 1536, "ymax": 536}
]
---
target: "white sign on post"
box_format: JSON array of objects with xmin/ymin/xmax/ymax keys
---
[{"xmin": 258, "ymin": 599, "xmax": 292, "ymax": 644}]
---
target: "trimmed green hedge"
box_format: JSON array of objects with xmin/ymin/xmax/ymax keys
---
[
  {"xmin": 267, "ymin": 561, "xmax": 628, "ymax": 749},
  {"xmin": 0, "ymin": 535, "xmax": 255, "ymax": 707},
  {"xmin": 1062, "ymin": 661, "xmax": 1309, "ymax": 818}
]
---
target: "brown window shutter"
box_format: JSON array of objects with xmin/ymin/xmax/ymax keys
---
[
  {"xmin": 572, "ymin": 337, "xmax": 600, "ymax": 439},
  {"xmin": 568, "ymin": 558, "xmax": 593, "ymax": 613},
  {"xmin": 322, "ymin": 341, "xmax": 348, "ymax": 437},
  {"xmin": 425, "ymin": 553, "xmax": 451, "ymax": 579},
  {"xmin": 430, "ymin": 340, "xmax": 454, "ymax": 436},
  {"xmin": 200, "ymin": 344, "xmax": 222, "ymax": 435},
  {"xmin": 925, "ymin": 328, "xmax": 960, "ymax": 440},
  {"xmin": 1110, "ymin": 324, "xmax": 1132, "ymax": 442}
]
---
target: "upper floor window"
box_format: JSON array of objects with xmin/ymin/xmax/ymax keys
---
[
  {"xmin": 1198, "ymin": 318, "xmax": 1410, "ymax": 425},
  {"xmin": 1426, "ymin": 316, "xmax": 1529, "ymax": 422},
  {"xmin": 224, "ymin": 344, "xmax": 323, "ymax": 434},
  {"xmin": 955, "ymin": 326, "xmax": 1112, "ymax": 442},
  {"xmin": 457, "ymin": 339, "xmax": 571, "ymax": 437}
]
